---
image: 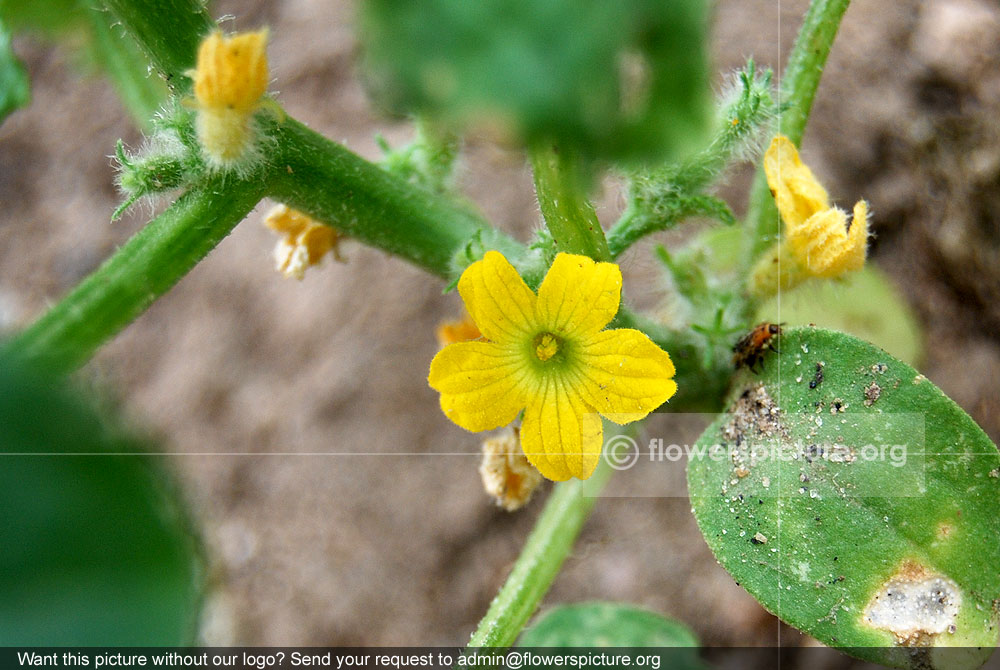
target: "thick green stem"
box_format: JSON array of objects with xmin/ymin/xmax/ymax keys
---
[
  {"xmin": 7, "ymin": 177, "xmax": 264, "ymax": 373},
  {"xmin": 9, "ymin": 115, "xmax": 520, "ymax": 374},
  {"xmin": 773, "ymin": 0, "xmax": 852, "ymax": 148},
  {"xmin": 100, "ymin": 0, "xmax": 214, "ymax": 95},
  {"xmin": 530, "ymin": 145, "xmax": 610, "ymax": 261},
  {"xmin": 746, "ymin": 0, "xmax": 852, "ymax": 260},
  {"xmin": 467, "ymin": 454, "xmax": 614, "ymax": 648},
  {"xmin": 87, "ymin": 6, "xmax": 166, "ymax": 127},
  {"xmin": 268, "ymin": 118, "xmax": 519, "ymax": 279}
]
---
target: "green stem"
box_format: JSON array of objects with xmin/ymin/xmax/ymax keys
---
[
  {"xmin": 605, "ymin": 62, "xmax": 774, "ymax": 258},
  {"xmin": 530, "ymin": 144, "xmax": 610, "ymax": 261},
  {"xmin": 606, "ymin": 194, "xmax": 735, "ymax": 259},
  {"xmin": 467, "ymin": 453, "xmax": 614, "ymax": 648},
  {"xmin": 7, "ymin": 177, "xmax": 264, "ymax": 373},
  {"xmin": 9, "ymin": 115, "xmax": 520, "ymax": 374},
  {"xmin": 268, "ymin": 118, "xmax": 519, "ymax": 279},
  {"xmin": 746, "ymin": 0, "xmax": 852, "ymax": 260},
  {"xmin": 605, "ymin": 202, "xmax": 666, "ymax": 260},
  {"xmin": 774, "ymin": 0, "xmax": 852, "ymax": 147},
  {"xmin": 100, "ymin": 0, "xmax": 214, "ymax": 95},
  {"xmin": 87, "ymin": 6, "xmax": 167, "ymax": 127}
]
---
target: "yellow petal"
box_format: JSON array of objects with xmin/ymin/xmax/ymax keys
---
[
  {"xmin": 843, "ymin": 200, "xmax": 870, "ymax": 271},
  {"xmin": 457, "ymin": 251, "xmax": 538, "ymax": 342},
  {"xmin": 193, "ymin": 30, "xmax": 270, "ymax": 113},
  {"xmin": 787, "ymin": 200, "xmax": 868, "ymax": 278},
  {"xmin": 520, "ymin": 378, "xmax": 603, "ymax": 481},
  {"xmin": 764, "ymin": 135, "xmax": 830, "ymax": 228},
  {"xmin": 264, "ymin": 204, "xmax": 338, "ymax": 279},
  {"xmin": 264, "ymin": 203, "xmax": 310, "ymax": 236},
  {"xmin": 535, "ymin": 253, "xmax": 622, "ymax": 338},
  {"xmin": 299, "ymin": 222, "xmax": 335, "ymax": 264},
  {"xmin": 575, "ymin": 329, "xmax": 677, "ymax": 422},
  {"xmin": 428, "ymin": 341, "xmax": 528, "ymax": 432}
]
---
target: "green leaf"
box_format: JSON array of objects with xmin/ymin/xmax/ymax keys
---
[
  {"xmin": 519, "ymin": 602, "xmax": 700, "ymax": 647},
  {"xmin": 688, "ymin": 327, "xmax": 1000, "ymax": 669},
  {"xmin": 359, "ymin": 0, "xmax": 710, "ymax": 164},
  {"xmin": 0, "ymin": 17, "xmax": 29, "ymax": 122},
  {"xmin": 0, "ymin": 352, "xmax": 203, "ymax": 644},
  {"xmin": 755, "ymin": 266, "xmax": 923, "ymax": 367}
]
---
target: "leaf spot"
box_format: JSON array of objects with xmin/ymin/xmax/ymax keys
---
[{"xmin": 863, "ymin": 560, "xmax": 961, "ymax": 647}]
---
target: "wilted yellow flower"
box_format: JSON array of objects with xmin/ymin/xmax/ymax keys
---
[
  {"xmin": 428, "ymin": 251, "xmax": 676, "ymax": 482},
  {"xmin": 751, "ymin": 136, "xmax": 870, "ymax": 296},
  {"xmin": 479, "ymin": 428, "xmax": 543, "ymax": 511},
  {"xmin": 190, "ymin": 29, "xmax": 271, "ymax": 167},
  {"xmin": 264, "ymin": 204, "xmax": 341, "ymax": 280},
  {"xmin": 765, "ymin": 136, "xmax": 869, "ymax": 277}
]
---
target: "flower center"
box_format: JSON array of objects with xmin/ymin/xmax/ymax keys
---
[{"xmin": 533, "ymin": 333, "xmax": 561, "ymax": 362}]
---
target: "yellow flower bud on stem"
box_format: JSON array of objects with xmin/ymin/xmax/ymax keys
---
[{"xmin": 189, "ymin": 29, "xmax": 273, "ymax": 171}]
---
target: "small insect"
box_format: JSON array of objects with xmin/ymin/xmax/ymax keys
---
[{"xmin": 732, "ymin": 322, "xmax": 782, "ymax": 372}]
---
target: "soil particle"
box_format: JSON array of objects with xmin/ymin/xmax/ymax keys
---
[
  {"xmin": 864, "ymin": 381, "xmax": 883, "ymax": 406},
  {"xmin": 722, "ymin": 384, "xmax": 786, "ymax": 445},
  {"xmin": 809, "ymin": 362, "xmax": 825, "ymax": 390}
]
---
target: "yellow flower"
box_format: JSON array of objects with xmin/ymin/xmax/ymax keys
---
[
  {"xmin": 765, "ymin": 135, "xmax": 869, "ymax": 277},
  {"xmin": 190, "ymin": 29, "xmax": 271, "ymax": 167},
  {"xmin": 264, "ymin": 204, "xmax": 341, "ymax": 279},
  {"xmin": 428, "ymin": 251, "xmax": 677, "ymax": 482},
  {"xmin": 751, "ymin": 136, "xmax": 870, "ymax": 297}
]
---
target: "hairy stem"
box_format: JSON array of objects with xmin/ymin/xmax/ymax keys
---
[
  {"xmin": 87, "ymin": 6, "xmax": 167, "ymax": 126},
  {"xmin": 100, "ymin": 0, "xmax": 214, "ymax": 94},
  {"xmin": 606, "ymin": 194, "xmax": 735, "ymax": 259},
  {"xmin": 746, "ymin": 0, "xmax": 852, "ymax": 260},
  {"xmin": 530, "ymin": 145, "xmax": 610, "ymax": 261},
  {"xmin": 268, "ymin": 118, "xmax": 519, "ymax": 279},
  {"xmin": 8, "ymin": 114, "xmax": 523, "ymax": 373},
  {"xmin": 7, "ymin": 177, "xmax": 264, "ymax": 373},
  {"xmin": 467, "ymin": 454, "xmax": 614, "ymax": 648}
]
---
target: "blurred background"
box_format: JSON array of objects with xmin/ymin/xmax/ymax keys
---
[{"xmin": 1, "ymin": 0, "xmax": 998, "ymax": 653}]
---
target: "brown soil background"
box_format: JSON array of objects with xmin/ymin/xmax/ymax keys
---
[{"xmin": 2, "ymin": 0, "xmax": 999, "ymax": 656}]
